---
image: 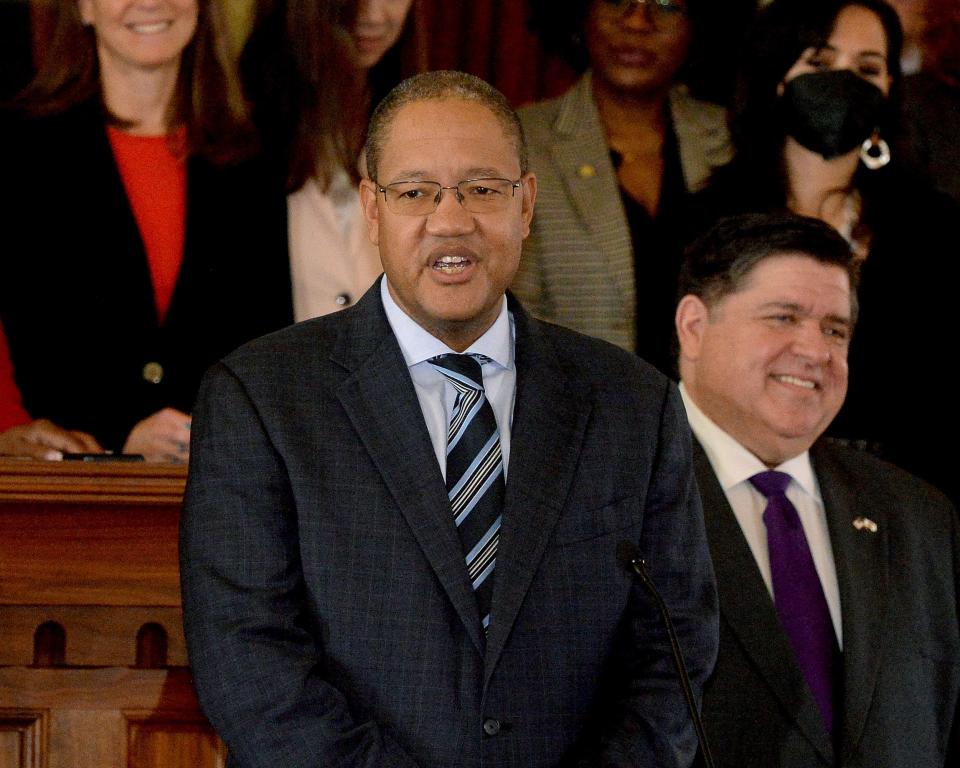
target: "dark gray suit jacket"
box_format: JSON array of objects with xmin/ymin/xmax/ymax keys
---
[
  {"xmin": 694, "ymin": 439, "xmax": 960, "ymax": 767},
  {"xmin": 180, "ymin": 285, "xmax": 719, "ymax": 768}
]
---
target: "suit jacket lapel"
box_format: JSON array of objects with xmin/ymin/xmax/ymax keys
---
[
  {"xmin": 483, "ymin": 302, "xmax": 592, "ymax": 679},
  {"xmin": 331, "ymin": 287, "xmax": 485, "ymax": 654},
  {"xmin": 82, "ymin": 104, "xmax": 158, "ymax": 329},
  {"xmin": 694, "ymin": 442, "xmax": 834, "ymax": 764},
  {"xmin": 548, "ymin": 74, "xmax": 635, "ymax": 317},
  {"xmin": 812, "ymin": 443, "xmax": 889, "ymax": 763}
]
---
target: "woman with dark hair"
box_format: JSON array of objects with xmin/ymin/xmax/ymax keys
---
[
  {"xmin": 694, "ymin": 0, "xmax": 960, "ymax": 503},
  {"xmin": 894, "ymin": 0, "xmax": 960, "ymax": 204},
  {"xmin": 242, "ymin": 0, "xmax": 423, "ymax": 322},
  {"xmin": 0, "ymin": 0, "xmax": 293, "ymax": 461},
  {"xmin": 512, "ymin": 0, "xmax": 732, "ymax": 375}
]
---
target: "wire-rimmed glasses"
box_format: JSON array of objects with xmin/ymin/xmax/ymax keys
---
[{"xmin": 375, "ymin": 178, "xmax": 522, "ymax": 216}]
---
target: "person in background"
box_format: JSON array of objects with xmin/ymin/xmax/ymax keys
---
[
  {"xmin": 675, "ymin": 212, "xmax": 959, "ymax": 768},
  {"xmin": 242, "ymin": 0, "xmax": 424, "ymax": 321},
  {"xmin": 512, "ymin": 0, "xmax": 731, "ymax": 374},
  {"xmin": 885, "ymin": 0, "xmax": 925, "ymax": 72},
  {"xmin": 691, "ymin": 0, "xmax": 960, "ymax": 505},
  {"xmin": 353, "ymin": 0, "xmax": 427, "ymax": 108},
  {"xmin": 0, "ymin": 0, "xmax": 292, "ymax": 462},
  {"xmin": 894, "ymin": 0, "xmax": 960, "ymax": 205}
]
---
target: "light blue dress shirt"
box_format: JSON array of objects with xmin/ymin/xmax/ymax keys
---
[{"xmin": 380, "ymin": 276, "xmax": 516, "ymax": 480}]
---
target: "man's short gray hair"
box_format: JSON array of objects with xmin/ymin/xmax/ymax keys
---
[{"xmin": 363, "ymin": 70, "xmax": 528, "ymax": 181}]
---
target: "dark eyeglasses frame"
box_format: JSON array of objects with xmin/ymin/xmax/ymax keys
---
[{"xmin": 600, "ymin": 0, "xmax": 688, "ymax": 19}]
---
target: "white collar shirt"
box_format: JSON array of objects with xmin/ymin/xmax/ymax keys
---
[{"xmin": 680, "ymin": 383, "xmax": 843, "ymax": 647}]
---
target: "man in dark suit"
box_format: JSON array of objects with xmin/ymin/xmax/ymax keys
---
[
  {"xmin": 180, "ymin": 71, "xmax": 718, "ymax": 767},
  {"xmin": 674, "ymin": 213, "xmax": 960, "ymax": 767}
]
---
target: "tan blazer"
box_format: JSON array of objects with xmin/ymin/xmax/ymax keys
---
[{"xmin": 513, "ymin": 73, "xmax": 732, "ymax": 352}]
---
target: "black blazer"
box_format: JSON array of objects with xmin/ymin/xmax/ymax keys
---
[
  {"xmin": 0, "ymin": 100, "xmax": 292, "ymax": 449},
  {"xmin": 694, "ymin": 439, "xmax": 960, "ymax": 767},
  {"xmin": 180, "ymin": 285, "xmax": 720, "ymax": 767}
]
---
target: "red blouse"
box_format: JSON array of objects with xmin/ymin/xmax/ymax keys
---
[
  {"xmin": 107, "ymin": 126, "xmax": 187, "ymax": 322},
  {"xmin": 0, "ymin": 320, "xmax": 30, "ymax": 430}
]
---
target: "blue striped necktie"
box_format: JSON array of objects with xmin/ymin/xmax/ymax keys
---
[{"xmin": 429, "ymin": 354, "xmax": 504, "ymax": 634}]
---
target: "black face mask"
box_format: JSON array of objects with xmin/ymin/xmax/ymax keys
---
[{"xmin": 780, "ymin": 69, "xmax": 886, "ymax": 159}]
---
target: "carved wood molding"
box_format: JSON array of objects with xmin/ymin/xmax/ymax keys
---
[
  {"xmin": 0, "ymin": 707, "xmax": 47, "ymax": 768},
  {"xmin": 0, "ymin": 459, "xmax": 186, "ymax": 506}
]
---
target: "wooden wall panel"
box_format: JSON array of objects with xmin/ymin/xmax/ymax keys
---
[
  {"xmin": 126, "ymin": 717, "xmax": 225, "ymax": 768},
  {"xmin": 0, "ymin": 462, "xmax": 185, "ymax": 607},
  {"xmin": 0, "ymin": 668, "xmax": 219, "ymax": 768},
  {"xmin": 0, "ymin": 709, "xmax": 45, "ymax": 768},
  {"xmin": 47, "ymin": 711, "xmax": 123, "ymax": 768},
  {"xmin": 0, "ymin": 459, "xmax": 224, "ymax": 768},
  {"xmin": 0, "ymin": 505, "xmax": 181, "ymax": 606},
  {"xmin": 0, "ymin": 607, "xmax": 188, "ymax": 667}
]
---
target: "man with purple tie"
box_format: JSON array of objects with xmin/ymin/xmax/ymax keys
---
[{"xmin": 674, "ymin": 212, "xmax": 959, "ymax": 768}]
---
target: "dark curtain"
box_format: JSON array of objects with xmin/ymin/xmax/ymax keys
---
[
  {"xmin": 0, "ymin": 0, "xmax": 33, "ymax": 101},
  {"xmin": 419, "ymin": 0, "xmax": 577, "ymax": 107}
]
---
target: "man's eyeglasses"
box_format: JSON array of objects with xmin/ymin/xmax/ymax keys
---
[
  {"xmin": 376, "ymin": 178, "xmax": 522, "ymax": 216},
  {"xmin": 599, "ymin": 0, "xmax": 687, "ymax": 21}
]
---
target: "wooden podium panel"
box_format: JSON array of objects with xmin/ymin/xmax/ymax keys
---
[{"xmin": 0, "ymin": 459, "xmax": 225, "ymax": 768}]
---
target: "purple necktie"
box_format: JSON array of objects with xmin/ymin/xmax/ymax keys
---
[{"xmin": 750, "ymin": 471, "xmax": 838, "ymax": 734}]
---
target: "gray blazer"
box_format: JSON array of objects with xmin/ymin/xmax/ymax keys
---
[
  {"xmin": 694, "ymin": 439, "xmax": 960, "ymax": 767},
  {"xmin": 180, "ymin": 284, "xmax": 719, "ymax": 768},
  {"xmin": 512, "ymin": 74, "xmax": 731, "ymax": 352}
]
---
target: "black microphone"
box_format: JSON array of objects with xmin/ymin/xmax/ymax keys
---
[{"xmin": 618, "ymin": 541, "xmax": 716, "ymax": 768}]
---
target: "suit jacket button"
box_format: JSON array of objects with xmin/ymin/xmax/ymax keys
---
[
  {"xmin": 142, "ymin": 362, "xmax": 164, "ymax": 384},
  {"xmin": 482, "ymin": 718, "xmax": 501, "ymax": 736},
  {"xmin": 335, "ymin": 293, "xmax": 351, "ymax": 307}
]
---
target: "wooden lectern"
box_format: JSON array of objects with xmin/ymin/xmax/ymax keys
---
[{"xmin": 0, "ymin": 458, "xmax": 225, "ymax": 768}]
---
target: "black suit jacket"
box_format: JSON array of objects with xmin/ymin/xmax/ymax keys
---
[
  {"xmin": 180, "ymin": 285, "xmax": 719, "ymax": 767},
  {"xmin": 0, "ymin": 100, "xmax": 292, "ymax": 449},
  {"xmin": 694, "ymin": 439, "xmax": 960, "ymax": 767}
]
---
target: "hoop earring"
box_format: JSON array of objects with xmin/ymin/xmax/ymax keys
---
[{"xmin": 860, "ymin": 131, "xmax": 891, "ymax": 170}]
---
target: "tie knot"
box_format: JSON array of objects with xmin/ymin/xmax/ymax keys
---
[
  {"xmin": 749, "ymin": 470, "xmax": 792, "ymax": 499},
  {"xmin": 429, "ymin": 354, "xmax": 485, "ymax": 390}
]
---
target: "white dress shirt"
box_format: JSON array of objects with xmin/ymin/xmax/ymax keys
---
[
  {"xmin": 380, "ymin": 276, "xmax": 516, "ymax": 480},
  {"xmin": 680, "ymin": 383, "xmax": 843, "ymax": 647}
]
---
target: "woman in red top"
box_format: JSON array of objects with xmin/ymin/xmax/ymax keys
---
[{"xmin": 0, "ymin": 0, "xmax": 292, "ymax": 461}]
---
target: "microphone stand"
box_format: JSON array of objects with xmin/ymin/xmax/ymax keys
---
[{"xmin": 629, "ymin": 553, "xmax": 717, "ymax": 768}]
